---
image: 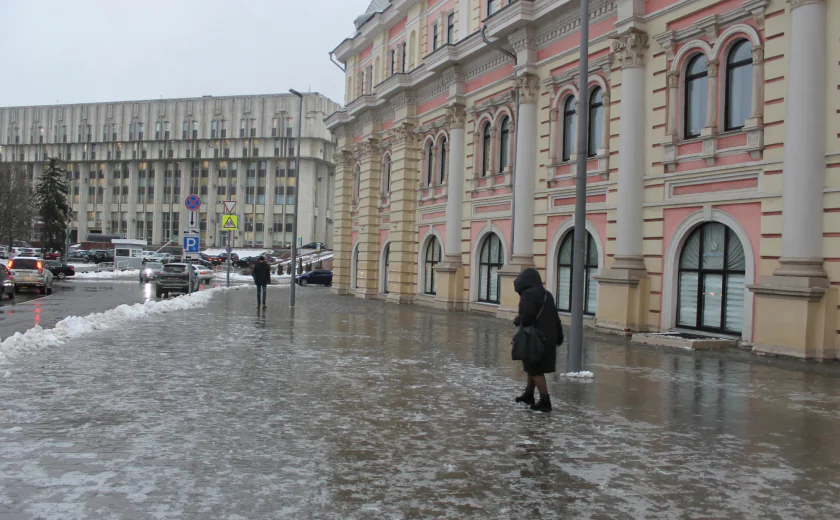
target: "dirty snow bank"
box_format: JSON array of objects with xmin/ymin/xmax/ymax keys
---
[
  {"xmin": 561, "ymin": 371, "xmax": 595, "ymax": 378},
  {"xmin": 70, "ymin": 269, "xmax": 139, "ymax": 280},
  {"xmin": 0, "ymin": 285, "xmax": 245, "ymax": 361}
]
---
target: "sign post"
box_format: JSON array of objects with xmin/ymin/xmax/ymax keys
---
[{"xmin": 222, "ymin": 200, "xmax": 237, "ymax": 288}]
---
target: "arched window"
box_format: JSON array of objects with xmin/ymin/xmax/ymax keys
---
[
  {"xmin": 498, "ymin": 116, "xmax": 511, "ymax": 172},
  {"xmin": 677, "ymin": 222, "xmax": 745, "ymax": 334},
  {"xmin": 383, "ymin": 155, "xmax": 391, "ymax": 193},
  {"xmin": 424, "ymin": 236, "xmax": 442, "ymax": 295},
  {"xmin": 562, "ymin": 96, "xmax": 576, "ymax": 162},
  {"xmin": 556, "ymin": 230, "xmax": 599, "ymax": 314},
  {"xmin": 684, "ymin": 54, "xmax": 708, "ymax": 139},
  {"xmin": 438, "ymin": 136, "xmax": 447, "ymax": 185},
  {"xmin": 353, "ymin": 164, "xmax": 361, "ymax": 201},
  {"xmin": 725, "ymin": 40, "xmax": 753, "ymax": 131},
  {"xmin": 588, "ymin": 88, "xmax": 603, "ymax": 157},
  {"xmin": 426, "ymin": 140, "xmax": 435, "ymax": 186},
  {"xmin": 481, "ymin": 122, "xmax": 492, "ymax": 177},
  {"xmin": 478, "ymin": 233, "xmax": 504, "ymax": 304},
  {"xmin": 382, "ymin": 244, "xmax": 391, "ymax": 294}
]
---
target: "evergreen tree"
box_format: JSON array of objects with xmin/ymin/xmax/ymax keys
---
[{"xmin": 35, "ymin": 157, "xmax": 70, "ymax": 253}]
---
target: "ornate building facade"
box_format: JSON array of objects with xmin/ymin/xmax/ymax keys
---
[{"xmin": 327, "ymin": 0, "xmax": 840, "ymax": 359}]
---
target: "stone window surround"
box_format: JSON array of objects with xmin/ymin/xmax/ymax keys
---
[
  {"xmin": 417, "ymin": 130, "xmax": 450, "ymax": 203},
  {"xmin": 656, "ymin": 23, "xmax": 765, "ymax": 170},
  {"xmin": 379, "ymin": 152, "xmax": 392, "ymax": 210}
]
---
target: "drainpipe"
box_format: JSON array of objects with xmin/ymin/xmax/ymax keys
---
[{"xmin": 481, "ymin": 26, "xmax": 518, "ymax": 260}]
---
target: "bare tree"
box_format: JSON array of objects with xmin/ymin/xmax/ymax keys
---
[{"xmin": 0, "ymin": 163, "xmax": 37, "ymax": 249}]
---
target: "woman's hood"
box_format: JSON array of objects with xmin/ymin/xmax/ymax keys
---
[{"xmin": 514, "ymin": 267, "xmax": 543, "ymax": 294}]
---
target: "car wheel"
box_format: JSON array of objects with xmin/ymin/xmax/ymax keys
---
[
  {"xmin": 156, "ymin": 287, "xmax": 162, "ymax": 298},
  {"xmin": 300, "ymin": 279, "xmax": 308, "ymax": 286},
  {"xmin": 8, "ymin": 290, "xmax": 14, "ymax": 300},
  {"xmin": 38, "ymin": 286, "xmax": 45, "ymax": 295},
  {"xmin": 47, "ymin": 286, "xmax": 53, "ymax": 295},
  {"xmin": 57, "ymin": 273, "xmax": 65, "ymax": 280}
]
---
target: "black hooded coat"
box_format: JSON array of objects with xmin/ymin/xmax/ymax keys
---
[
  {"xmin": 513, "ymin": 268, "xmax": 563, "ymax": 376},
  {"xmin": 252, "ymin": 261, "xmax": 271, "ymax": 285}
]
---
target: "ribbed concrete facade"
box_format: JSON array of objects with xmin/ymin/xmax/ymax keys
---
[
  {"xmin": 327, "ymin": 0, "xmax": 840, "ymax": 360},
  {"xmin": 0, "ymin": 93, "xmax": 340, "ymax": 249}
]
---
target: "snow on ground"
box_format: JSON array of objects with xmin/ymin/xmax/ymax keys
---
[
  {"xmin": 277, "ymin": 252, "xmax": 334, "ymax": 266},
  {"xmin": 70, "ymin": 269, "xmax": 139, "ymax": 280},
  {"xmin": 0, "ymin": 285, "xmax": 246, "ymax": 361},
  {"xmin": 214, "ymin": 272, "xmax": 291, "ymax": 285},
  {"xmin": 203, "ymin": 248, "xmax": 271, "ymax": 259},
  {"xmin": 562, "ymin": 371, "xmax": 595, "ymax": 378},
  {"xmin": 68, "ymin": 263, "xmax": 98, "ymax": 273}
]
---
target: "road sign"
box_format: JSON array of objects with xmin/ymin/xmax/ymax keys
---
[
  {"xmin": 297, "ymin": 236, "xmax": 302, "ymax": 247},
  {"xmin": 316, "ymin": 243, "xmax": 322, "ymax": 253},
  {"xmin": 185, "ymin": 195, "xmax": 202, "ymax": 211},
  {"xmin": 183, "ymin": 236, "xmax": 200, "ymax": 253},
  {"xmin": 226, "ymin": 245, "xmax": 233, "ymax": 253},
  {"xmin": 221, "ymin": 214, "xmax": 239, "ymax": 230},
  {"xmin": 222, "ymin": 200, "xmax": 236, "ymax": 214}
]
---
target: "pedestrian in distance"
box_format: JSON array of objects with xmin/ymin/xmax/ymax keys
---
[
  {"xmin": 512, "ymin": 267, "xmax": 564, "ymax": 412},
  {"xmin": 251, "ymin": 256, "xmax": 271, "ymax": 308}
]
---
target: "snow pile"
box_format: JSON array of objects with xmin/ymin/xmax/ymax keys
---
[
  {"xmin": 561, "ymin": 371, "xmax": 595, "ymax": 378},
  {"xmin": 203, "ymin": 248, "xmax": 271, "ymax": 259},
  {"xmin": 71, "ymin": 269, "xmax": 139, "ymax": 280},
  {"xmin": 0, "ymin": 285, "xmax": 244, "ymax": 361},
  {"xmin": 214, "ymin": 272, "xmax": 291, "ymax": 285}
]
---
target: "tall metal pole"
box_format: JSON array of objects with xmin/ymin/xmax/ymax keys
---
[
  {"xmin": 568, "ymin": 0, "xmax": 590, "ymax": 373},
  {"xmin": 289, "ymin": 89, "xmax": 304, "ymax": 307},
  {"xmin": 226, "ymin": 231, "xmax": 231, "ymax": 287}
]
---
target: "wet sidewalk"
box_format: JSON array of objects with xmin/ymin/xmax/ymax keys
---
[{"xmin": 1, "ymin": 287, "xmax": 839, "ymax": 519}]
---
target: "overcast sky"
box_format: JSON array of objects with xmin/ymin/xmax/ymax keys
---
[{"xmin": 0, "ymin": 0, "xmax": 371, "ymax": 108}]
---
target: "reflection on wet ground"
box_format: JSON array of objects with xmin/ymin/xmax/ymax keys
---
[{"xmin": 0, "ymin": 288, "xmax": 838, "ymax": 519}]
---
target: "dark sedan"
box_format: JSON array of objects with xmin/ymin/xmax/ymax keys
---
[
  {"xmin": 296, "ymin": 269, "xmax": 333, "ymax": 287},
  {"xmin": 0, "ymin": 265, "xmax": 14, "ymax": 300},
  {"xmin": 45, "ymin": 260, "xmax": 75, "ymax": 279}
]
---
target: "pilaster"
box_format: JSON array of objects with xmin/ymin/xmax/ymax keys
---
[
  {"xmin": 436, "ymin": 106, "xmax": 467, "ymax": 310},
  {"xmin": 385, "ymin": 123, "xmax": 421, "ymax": 303},
  {"xmin": 331, "ymin": 149, "xmax": 355, "ymax": 295},
  {"xmin": 355, "ymin": 138, "xmax": 382, "ymax": 299}
]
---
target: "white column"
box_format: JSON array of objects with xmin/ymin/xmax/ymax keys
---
[
  {"xmin": 666, "ymin": 71, "xmax": 679, "ymax": 138},
  {"xmin": 703, "ymin": 60, "xmax": 719, "ymax": 134},
  {"xmin": 779, "ymin": 0, "xmax": 827, "ymax": 274},
  {"xmin": 512, "ymin": 74, "xmax": 539, "ymax": 258},
  {"xmin": 444, "ymin": 106, "xmax": 466, "ymax": 259},
  {"xmin": 613, "ymin": 30, "xmax": 648, "ymax": 270}
]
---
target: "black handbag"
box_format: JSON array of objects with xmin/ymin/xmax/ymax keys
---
[{"xmin": 511, "ymin": 294, "xmax": 547, "ymax": 363}]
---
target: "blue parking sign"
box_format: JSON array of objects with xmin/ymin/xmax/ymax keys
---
[{"xmin": 183, "ymin": 236, "xmax": 200, "ymax": 253}]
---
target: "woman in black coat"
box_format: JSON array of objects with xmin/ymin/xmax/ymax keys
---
[{"xmin": 513, "ymin": 267, "xmax": 563, "ymax": 412}]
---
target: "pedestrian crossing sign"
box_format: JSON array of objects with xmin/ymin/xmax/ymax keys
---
[{"xmin": 221, "ymin": 214, "xmax": 239, "ymax": 230}]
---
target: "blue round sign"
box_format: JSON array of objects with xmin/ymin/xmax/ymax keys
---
[{"xmin": 185, "ymin": 195, "xmax": 202, "ymax": 211}]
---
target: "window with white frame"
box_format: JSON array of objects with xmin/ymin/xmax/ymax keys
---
[
  {"xmin": 426, "ymin": 140, "xmax": 435, "ymax": 186},
  {"xmin": 562, "ymin": 96, "xmax": 576, "ymax": 162},
  {"xmin": 481, "ymin": 122, "xmax": 492, "ymax": 177},
  {"xmin": 499, "ymin": 116, "xmax": 511, "ymax": 172},
  {"xmin": 684, "ymin": 54, "xmax": 708, "ymax": 139},
  {"xmin": 437, "ymin": 136, "xmax": 447, "ymax": 185},
  {"xmin": 424, "ymin": 236, "xmax": 442, "ymax": 295},
  {"xmin": 478, "ymin": 233, "xmax": 503, "ymax": 304},
  {"xmin": 556, "ymin": 230, "xmax": 599, "ymax": 315},
  {"xmin": 725, "ymin": 40, "xmax": 753, "ymax": 131},
  {"xmin": 588, "ymin": 88, "xmax": 604, "ymax": 156},
  {"xmin": 383, "ymin": 155, "xmax": 392, "ymax": 193}
]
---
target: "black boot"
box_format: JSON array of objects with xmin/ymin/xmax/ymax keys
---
[
  {"xmin": 515, "ymin": 392, "xmax": 535, "ymax": 406},
  {"xmin": 530, "ymin": 396, "xmax": 552, "ymax": 412}
]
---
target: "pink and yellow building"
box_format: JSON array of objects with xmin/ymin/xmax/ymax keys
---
[{"xmin": 326, "ymin": 0, "xmax": 840, "ymax": 359}]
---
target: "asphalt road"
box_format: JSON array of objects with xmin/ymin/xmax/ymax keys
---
[{"xmin": 0, "ymin": 280, "xmax": 152, "ymax": 342}]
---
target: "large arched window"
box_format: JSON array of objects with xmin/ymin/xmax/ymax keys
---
[
  {"xmin": 562, "ymin": 96, "xmax": 576, "ymax": 162},
  {"xmin": 499, "ymin": 116, "xmax": 511, "ymax": 172},
  {"xmin": 382, "ymin": 244, "xmax": 391, "ymax": 294},
  {"xmin": 481, "ymin": 122, "xmax": 492, "ymax": 177},
  {"xmin": 426, "ymin": 141, "xmax": 435, "ymax": 186},
  {"xmin": 438, "ymin": 136, "xmax": 447, "ymax": 185},
  {"xmin": 725, "ymin": 40, "xmax": 753, "ymax": 131},
  {"xmin": 588, "ymin": 88, "xmax": 603, "ymax": 157},
  {"xmin": 383, "ymin": 155, "xmax": 392, "ymax": 193},
  {"xmin": 556, "ymin": 230, "xmax": 599, "ymax": 314},
  {"xmin": 353, "ymin": 164, "xmax": 361, "ymax": 201},
  {"xmin": 684, "ymin": 54, "xmax": 708, "ymax": 139},
  {"xmin": 677, "ymin": 222, "xmax": 745, "ymax": 334},
  {"xmin": 478, "ymin": 233, "xmax": 504, "ymax": 304},
  {"xmin": 424, "ymin": 236, "xmax": 442, "ymax": 295}
]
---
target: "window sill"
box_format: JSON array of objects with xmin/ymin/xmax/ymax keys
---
[
  {"xmin": 663, "ymin": 124, "xmax": 763, "ymax": 170},
  {"xmin": 469, "ymin": 171, "xmax": 511, "ymax": 195},
  {"xmin": 470, "ymin": 301, "xmax": 500, "ymax": 314}
]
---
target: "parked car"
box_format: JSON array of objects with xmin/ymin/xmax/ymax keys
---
[
  {"xmin": 201, "ymin": 253, "xmax": 223, "ymax": 266},
  {"xmin": 8, "ymin": 257, "xmax": 54, "ymax": 295},
  {"xmin": 43, "ymin": 251, "xmax": 62, "ymax": 260},
  {"xmin": 0, "ymin": 264, "xmax": 14, "ymax": 300},
  {"xmin": 91, "ymin": 250, "xmax": 114, "ymax": 264},
  {"xmin": 45, "ymin": 260, "xmax": 75, "ymax": 279},
  {"xmin": 155, "ymin": 263, "xmax": 199, "ymax": 298},
  {"xmin": 296, "ymin": 269, "xmax": 333, "ymax": 287},
  {"xmin": 67, "ymin": 251, "xmax": 92, "ymax": 263},
  {"xmin": 151, "ymin": 252, "xmax": 173, "ymax": 264},
  {"xmin": 139, "ymin": 262, "xmax": 165, "ymax": 282},
  {"xmin": 218, "ymin": 252, "xmax": 240, "ymax": 264},
  {"xmin": 191, "ymin": 264, "xmax": 215, "ymax": 282}
]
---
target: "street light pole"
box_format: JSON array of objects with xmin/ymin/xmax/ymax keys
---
[
  {"xmin": 568, "ymin": 0, "xmax": 590, "ymax": 374},
  {"xmin": 289, "ymin": 89, "xmax": 304, "ymax": 308}
]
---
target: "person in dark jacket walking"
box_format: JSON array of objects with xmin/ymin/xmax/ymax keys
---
[
  {"xmin": 252, "ymin": 256, "xmax": 271, "ymax": 308},
  {"xmin": 513, "ymin": 267, "xmax": 563, "ymax": 412}
]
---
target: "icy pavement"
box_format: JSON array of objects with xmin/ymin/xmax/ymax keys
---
[{"xmin": 1, "ymin": 290, "xmax": 839, "ymax": 519}]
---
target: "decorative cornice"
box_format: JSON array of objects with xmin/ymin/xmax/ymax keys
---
[
  {"xmin": 386, "ymin": 123, "xmax": 417, "ymax": 146},
  {"xmin": 355, "ymin": 139, "xmax": 379, "ymax": 160},
  {"xmin": 612, "ymin": 28, "xmax": 649, "ymax": 69},
  {"xmin": 652, "ymin": 0, "xmax": 767, "ymax": 48},
  {"xmin": 515, "ymin": 74, "xmax": 541, "ymax": 104},
  {"xmin": 667, "ymin": 70, "xmax": 680, "ymax": 88}
]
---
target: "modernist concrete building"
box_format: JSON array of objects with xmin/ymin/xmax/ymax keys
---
[
  {"xmin": 327, "ymin": 0, "xmax": 840, "ymax": 360},
  {"xmin": 0, "ymin": 93, "xmax": 340, "ymax": 249}
]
